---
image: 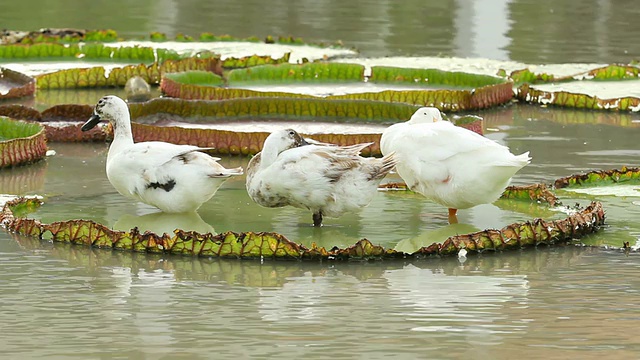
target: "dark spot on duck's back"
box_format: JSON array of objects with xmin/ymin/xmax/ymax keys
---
[
  {"xmin": 147, "ymin": 179, "xmax": 176, "ymax": 192},
  {"xmin": 178, "ymin": 154, "xmax": 190, "ymax": 163}
]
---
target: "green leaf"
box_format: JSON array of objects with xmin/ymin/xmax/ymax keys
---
[{"xmin": 227, "ymin": 63, "xmax": 365, "ymax": 83}]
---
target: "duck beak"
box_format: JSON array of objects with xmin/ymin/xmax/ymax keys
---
[
  {"xmin": 299, "ymin": 137, "xmax": 310, "ymax": 146},
  {"xmin": 81, "ymin": 114, "xmax": 102, "ymax": 132}
]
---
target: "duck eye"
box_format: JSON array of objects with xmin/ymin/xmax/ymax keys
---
[{"xmin": 288, "ymin": 131, "xmax": 295, "ymax": 136}]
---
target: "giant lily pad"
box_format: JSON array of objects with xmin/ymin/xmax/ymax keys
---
[
  {"xmin": 0, "ymin": 195, "xmax": 605, "ymax": 260},
  {"xmin": 554, "ymin": 166, "xmax": 640, "ymax": 189},
  {"xmin": 517, "ymin": 83, "xmax": 640, "ymax": 112},
  {"xmin": 1, "ymin": 98, "xmax": 481, "ymax": 153},
  {"xmin": 513, "ymin": 65, "xmax": 640, "ymax": 111},
  {"xmin": 161, "ymin": 64, "xmax": 513, "ymax": 111},
  {"xmin": 510, "ymin": 64, "xmax": 640, "ymax": 85},
  {"xmin": 0, "ymin": 67, "xmax": 35, "ymax": 99},
  {"xmin": 0, "ymin": 117, "xmax": 47, "ymax": 167}
]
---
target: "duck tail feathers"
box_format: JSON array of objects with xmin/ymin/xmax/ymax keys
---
[
  {"xmin": 516, "ymin": 151, "xmax": 532, "ymax": 165},
  {"xmin": 210, "ymin": 166, "xmax": 244, "ymax": 178},
  {"xmin": 369, "ymin": 152, "xmax": 398, "ymax": 180},
  {"xmin": 495, "ymin": 151, "xmax": 531, "ymax": 168}
]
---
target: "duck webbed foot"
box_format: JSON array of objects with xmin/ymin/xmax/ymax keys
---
[
  {"xmin": 312, "ymin": 212, "xmax": 323, "ymax": 227},
  {"xmin": 448, "ymin": 208, "xmax": 459, "ymax": 224}
]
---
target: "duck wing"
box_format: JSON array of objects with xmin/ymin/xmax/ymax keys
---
[
  {"xmin": 383, "ymin": 121, "xmax": 528, "ymax": 185},
  {"xmin": 108, "ymin": 142, "xmax": 239, "ymax": 196},
  {"xmin": 251, "ymin": 143, "xmax": 375, "ymax": 209}
]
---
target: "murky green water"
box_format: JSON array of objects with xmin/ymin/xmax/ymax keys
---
[
  {"xmin": 2, "ymin": 1, "xmax": 640, "ymax": 358},
  {"xmin": 1, "ymin": 104, "xmax": 639, "ymax": 358},
  {"xmin": 4, "ymin": 0, "xmax": 640, "ymax": 64}
]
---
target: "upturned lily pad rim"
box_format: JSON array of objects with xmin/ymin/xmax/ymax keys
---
[
  {"xmin": 0, "ymin": 116, "xmax": 43, "ymax": 139},
  {"xmin": 509, "ymin": 64, "xmax": 640, "ymax": 85},
  {"xmin": 0, "ymin": 67, "xmax": 36, "ymax": 99},
  {"xmin": 0, "ymin": 171, "xmax": 615, "ymax": 261},
  {"xmin": 0, "ymin": 117, "xmax": 48, "ymax": 167},
  {"xmin": 0, "ymin": 195, "xmax": 604, "ymax": 261}
]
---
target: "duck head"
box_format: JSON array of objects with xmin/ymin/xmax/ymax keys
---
[
  {"xmin": 81, "ymin": 95, "xmax": 129, "ymax": 132},
  {"xmin": 259, "ymin": 129, "xmax": 309, "ymax": 167},
  {"xmin": 263, "ymin": 129, "xmax": 310, "ymax": 154},
  {"xmin": 408, "ymin": 107, "xmax": 444, "ymax": 124}
]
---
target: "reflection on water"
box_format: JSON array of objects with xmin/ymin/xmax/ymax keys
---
[
  {"xmin": 383, "ymin": 264, "xmax": 528, "ymax": 337},
  {"xmin": 114, "ymin": 209, "xmax": 216, "ymax": 235},
  {"xmin": 1, "ymin": 1, "xmax": 640, "ymax": 357},
  {"xmin": 4, "ymin": 231, "xmax": 640, "ymax": 358},
  {"xmin": 3, "ymin": 0, "xmax": 640, "ymax": 64},
  {"xmin": 394, "ymin": 222, "xmax": 480, "ymax": 253}
]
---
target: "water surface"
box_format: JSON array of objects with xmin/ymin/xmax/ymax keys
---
[{"xmin": 2, "ymin": 2, "xmax": 640, "ymax": 358}]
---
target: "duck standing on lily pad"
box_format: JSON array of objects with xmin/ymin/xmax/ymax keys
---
[
  {"xmin": 82, "ymin": 95, "xmax": 243, "ymax": 213},
  {"xmin": 246, "ymin": 129, "xmax": 396, "ymax": 227},
  {"xmin": 381, "ymin": 107, "xmax": 531, "ymax": 224}
]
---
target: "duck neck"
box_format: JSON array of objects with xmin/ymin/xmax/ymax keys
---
[
  {"xmin": 107, "ymin": 115, "xmax": 134, "ymax": 158},
  {"xmin": 259, "ymin": 142, "xmax": 282, "ymax": 169}
]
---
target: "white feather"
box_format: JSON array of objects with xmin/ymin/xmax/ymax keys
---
[
  {"xmin": 86, "ymin": 95, "xmax": 243, "ymax": 213},
  {"xmin": 246, "ymin": 129, "xmax": 395, "ymax": 223},
  {"xmin": 380, "ymin": 107, "xmax": 531, "ymax": 210}
]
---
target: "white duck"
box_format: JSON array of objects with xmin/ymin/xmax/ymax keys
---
[
  {"xmin": 81, "ymin": 95, "xmax": 243, "ymax": 213},
  {"xmin": 380, "ymin": 107, "xmax": 531, "ymax": 224},
  {"xmin": 246, "ymin": 129, "xmax": 396, "ymax": 227}
]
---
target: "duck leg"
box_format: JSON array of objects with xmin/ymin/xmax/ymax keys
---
[
  {"xmin": 448, "ymin": 208, "xmax": 458, "ymax": 224},
  {"xmin": 312, "ymin": 212, "xmax": 323, "ymax": 227}
]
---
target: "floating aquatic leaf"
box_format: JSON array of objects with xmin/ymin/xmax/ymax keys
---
[
  {"xmin": 500, "ymin": 184, "xmax": 559, "ymax": 206},
  {"xmin": 2, "ymin": 98, "xmax": 484, "ymax": 151},
  {"xmin": 222, "ymin": 53, "xmax": 291, "ymax": 69},
  {"xmin": 0, "ymin": 67, "xmax": 35, "ymax": 99},
  {"xmin": 125, "ymin": 123, "xmax": 383, "ymax": 156},
  {"xmin": 328, "ymin": 82, "xmax": 513, "ymax": 111},
  {"xmin": 161, "ymin": 64, "xmax": 512, "ymax": 111},
  {"xmin": 510, "ymin": 64, "xmax": 640, "ymax": 85},
  {"xmin": 0, "ymin": 104, "xmax": 42, "ymax": 121},
  {"xmin": 161, "ymin": 77, "xmax": 314, "ymax": 101},
  {"xmin": 35, "ymin": 57, "xmax": 223, "ymax": 88},
  {"xmin": 128, "ymin": 97, "xmax": 417, "ymax": 122},
  {"xmin": 226, "ymin": 62, "xmax": 365, "ymax": 83},
  {"xmin": 162, "ymin": 71, "xmax": 224, "ymax": 87},
  {"xmin": 0, "ymin": 196, "xmax": 606, "ymax": 260},
  {"xmin": 517, "ymin": 83, "xmax": 640, "ymax": 111},
  {"xmin": 0, "ymin": 117, "xmax": 47, "ymax": 168},
  {"xmin": 509, "ymin": 68, "xmax": 557, "ymax": 84},
  {"xmin": 370, "ymin": 66, "xmax": 506, "ymax": 87},
  {"xmin": 554, "ymin": 166, "xmax": 640, "ymax": 188}
]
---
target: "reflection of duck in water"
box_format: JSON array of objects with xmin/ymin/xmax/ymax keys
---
[
  {"xmin": 114, "ymin": 211, "xmax": 215, "ymax": 236},
  {"xmin": 394, "ymin": 223, "xmax": 480, "ymax": 254}
]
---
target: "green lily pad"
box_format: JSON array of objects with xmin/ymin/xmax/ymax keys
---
[
  {"xmin": 35, "ymin": 57, "xmax": 223, "ymax": 88},
  {"xmin": 161, "ymin": 64, "xmax": 513, "ymax": 111},
  {"xmin": 517, "ymin": 83, "xmax": 640, "ymax": 112},
  {"xmin": 1, "ymin": 98, "xmax": 483, "ymax": 154},
  {"xmin": 554, "ymin": 166, "xmax": 640, "ymax": 189},
  {"xmin": 0, "ymin": 195, "xmax": 605, "ymax": 260},
  {"xmin": 227, "ymin": 63, "xmax": 365, "ymax": 83},
  {"xmin": 0, "ymin": 117, "xmax": 47, "ymax": 167},
  {"xmin": 370, "ymin": 66, "xmax": 505, "ymax": 87},
  {"xmin": 510, "ymin": 64, "xmax": 640, "ymax": 85}
]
